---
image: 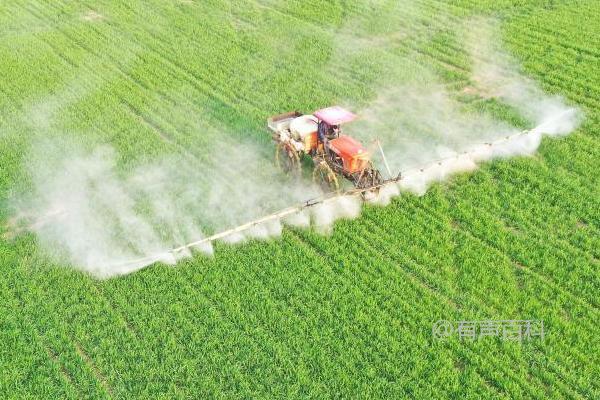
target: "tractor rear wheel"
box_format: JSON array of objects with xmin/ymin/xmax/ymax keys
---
[
  {"xmin": 313, "ymin": 161, "xmax": 340, "ymax": 193},
  {"xmin": 275, "ymin": 143, "xmax": 301, "ymax": 176}
]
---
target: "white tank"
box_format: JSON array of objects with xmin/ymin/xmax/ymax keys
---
[{"xmin": 290, "ymin": 115, "xmax": 318, "ymax": 140}]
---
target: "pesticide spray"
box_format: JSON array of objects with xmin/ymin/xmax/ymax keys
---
[
  {"xmin": 346, "ymin": 18, "xmax": 581, "ymax": 196},
  {"xmin": 6, "ymin": 18, "xmax": 582, "ymax": 278}
]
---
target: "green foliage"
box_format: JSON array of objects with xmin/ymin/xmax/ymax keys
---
[{"xmin": 0, "ymin": 0, "xmax": 598, "ymax": 398}]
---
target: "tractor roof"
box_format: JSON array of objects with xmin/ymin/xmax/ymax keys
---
[
  {"xmin": 329, "ymin": 135, "xmax": 367, "ymax": 158},
  {"xmin": 313, "ymin": 106, "xmax": 356, "ymax": 125}
]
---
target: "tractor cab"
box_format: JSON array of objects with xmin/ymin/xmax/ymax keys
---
[
  {"xmin": 314, "ymin": 106, "xmax": 356, "ymax": 142},
  {"xmin": 313, "ymin": 106, "xmax": 369, "ymax": 173}
]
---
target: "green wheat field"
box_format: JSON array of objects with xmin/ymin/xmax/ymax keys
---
[{"xmin": 0, "ymin": 0, "xmax": 598, "ymax": 398}]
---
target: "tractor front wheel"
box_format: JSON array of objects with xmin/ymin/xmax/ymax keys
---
[{"xmin": 353, "ymin": 164, "xmax": 383, "ymax": 189}]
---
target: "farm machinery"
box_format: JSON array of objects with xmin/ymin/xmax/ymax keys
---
[
  {"xmin": 103, "ymin": 105, "xmax": 574, "ymax": 270},
  {"xmin": 106, "ymin": 107, "xmax": 403, "ymax": 269},
  {"xmin": 267, "ymin": 106, "xmax": 400, "ymax": 196}
]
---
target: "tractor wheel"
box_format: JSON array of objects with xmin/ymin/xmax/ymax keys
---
[
  {"xmin": 313, "ymin": 161, "xmax": 340, "ymax": 193},
  {"xmin": 275, "ymin": 143, "xmax": 301, "ymax": 176},
  {"xmin": 354, "ymin": 164, "xmax": 383, "ymax": 189}
]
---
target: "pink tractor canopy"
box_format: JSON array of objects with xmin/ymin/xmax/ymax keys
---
[{"xmin": 313, "ymin": 106, "xmax": 356, "ymax": 126}]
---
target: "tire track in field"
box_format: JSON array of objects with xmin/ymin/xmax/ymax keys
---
[
  {"xmin": 419, "ymin": 28, "xmax": 600, "ymax": 112},
  {"xmin": 38, "ymin": 0, "xmax": 584, "ymax": 162},
  {"xmin": 19, "ymin": 268, "xmax": 149, "ymax": 398},
  {"xmin": 231, "ymin": 238, "xmax": 420, "ymax": 396},
  {"xmin": 446, "ymin": 222, "xmax": 598, "ymax": 396},
  {"xmin": 8, "ymin": 3, "xmax": 151, "ymax": 113},
  {"xmin": 32, "ymin": 28, "xmax": 208, "ymax": 150},
  {"xmin": 98, "ymin": 1, "xmax": 267, "ymax": 114},
  {"xmin": 138, "ymin": 243, "xmax": 371, "ymax": 398},
  {"xmin": 0, "ymin": 243, "xmax": 145, "ymax": 396},
  {"xmin": 30, "ymin": 0, "xmax": 265, "ymax": 124},
  {"xmin": 291, "ymin": 219, "xmax": 559, "ymax": 398},
  {"xmin": 476, "ymin": 173, "xmax": 599, "ymax": 261},
  {"xmin": 1, "ymin": 267, "xmax": 113, "ymax": 399},
  {"xmin": 287, "ymin": 230, "xmax": 512, "ymax": 398},
  {"xmin": 22, "ymin": 1, "xmax": 244, "ymax": 155},
  {"xmin": 452, "ymin": 199, "xmax": 598, "ymax": 312},
  {"xmin": 451, "ymin": 211, "xmax": 600, "ymax": 332},
  {"xmin": 358, "ymin": 196, "xmax": 596, "ymax": 394},
  {"xmin": 48, "ymin": 0, "xmax": 600, "ymax": 124},
  {"xmin": 413, "ymin": 196, "xmax": 600, "ymax": 331},
  {"xmin": 459, "ymin": 162, "xmax": 600, "ymax": 260},
  {"xmin": 284, "ymin": 232, "xmax": 504, "ymax": 398},
  {"xmin": 357, "ymin": 203, "xmax": 595, "ymax": 398},
  {"xmin": 503, "ymin": 37, "xmax": 600, "ymax": 97},
  {"xmin": 73, "ymin": 341, "xmax": 114, "ymax": 399},
  {"xmin": 0, "ymin": 279, "xmax": 81, "ymax": 398},
  {"xmin": 493, "ymin": 156, "xmax": 600, "ymax": 230},
  {"xmin": 105, "ymin": 243, "xmax": 340, "ymax": 397},
  {"xmin": 508, "ymin": 28, "xmax": 600, "ymax": 63},
  {"xmin": 10, "ymin": 1, "xmax": 80, "ymax": 71},
  {"xmin": 44, "ymin": 345, "xmax": 82, "ymax": 399},
  {"xmin": 89, "ymin": 281, "xmax": 139, "ymax": 341},
  {"xmin": 357, "ymin": 223, "xmax": 585, "ymax": 399},
  {"xmin": 325, "ymin": 5, "xmax": 471, "ymax": 84},
  {"xmin": 94, "ymin": 269, "xmax": 249, "ymax": 397},
  {"xmin": 86, "ymin": 0, "xmax": 464, "ymax": 119},
  {"xmin": 119, "ymin": 99, "xmax": 175, "ymax": 145},
  {"xmin": 508, "ymin": 6, "xmax": 600, "ymax": 56},
  {"xmin": 468, "ymin": 198, "xmax": 599, "ymax": 280},
  {"xmin": 387, "ymin": 3, "xmax": 600, "ymax": 110},
  {"xmin": 411, "ymin": 200, "xmax": 600, "ymax": 381},
  {"xmin": 229, "ymin": 235, "xmax": 440, "ymax": 397},
  {"xmin": 422, "ymin": 195, "xmax": 592, "ymax": 348},
  {"xmin": 72, "ymin": 19, "xmax": 268, "ymax": 148},
  {"xmin": 327, "ymin": 223, "xmax": 557, "ymax": 398}
]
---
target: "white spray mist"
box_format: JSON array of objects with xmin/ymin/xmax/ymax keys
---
[{"xmin": 9, "ymin": 18, "xmax": 582, "ymax": 278}]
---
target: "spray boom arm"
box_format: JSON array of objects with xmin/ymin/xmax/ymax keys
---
[{"xmin": 105, "ymin": 121, "xmax": 566, "ymax": 271}]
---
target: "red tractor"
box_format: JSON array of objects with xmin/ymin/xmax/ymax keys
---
[{"xmin": 268, "ymin": 106, "xmax": 390, "ymax": 193}]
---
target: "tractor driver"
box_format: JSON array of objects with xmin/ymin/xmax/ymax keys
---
[{"xmin": 317, "ymin": 121, "xmax": 341, "ymax": 151}]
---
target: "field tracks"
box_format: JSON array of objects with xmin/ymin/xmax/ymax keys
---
[
  {"xmin": 448, "ymin": 224, "xmax": 598, "ymax": 396},
  {"xmin": 362, "ymin": 204, "xmax": 594, "ymax": 397},
  {"xmin": 417, "ymin": 198, "xmax": 600, "ymax": 319},
  {"xmin": 2, "ymin": 272, "xmax": 109, "ymax": 399},
  {"xmin": 90, "ymin": 282, "xmax": 140, "ymax": 341},
  {"xmin": 293, "ymin": 219, "xmax": 569, "ymax": 397},
  {"xmin": 121, "ymin": 100, "xmax": 174, "ymax": 144},
  {"xmin": 333, "ymin": 226, "xmax": 555, "ymax": 398},
  {"xmin": 286, "ymin": 231, "xmax": 490, "ymax": 396},
  {"xmin": 44, "ymin": 344, "xmax": 82, "ymax": 398},
  {"xmin": 73, "ymin": 342, "xmax": 114, "ymax": 399},
  {"xmin": 356, "ymin": 195, "xmax": 596, "ymax": 396}
]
